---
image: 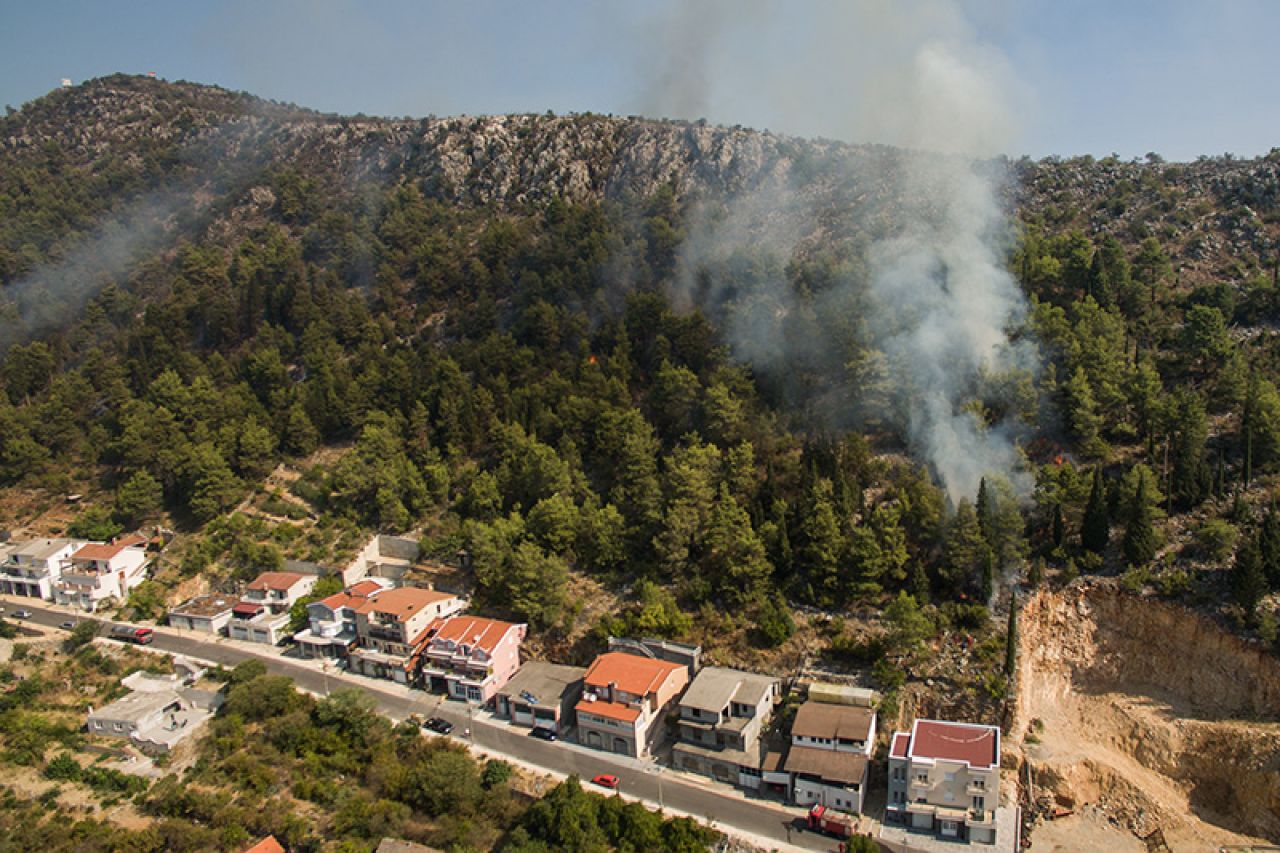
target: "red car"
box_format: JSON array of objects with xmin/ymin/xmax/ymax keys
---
[{"xmin": 590, "ymin": 774, "xmax": 620, "ymax": 790}]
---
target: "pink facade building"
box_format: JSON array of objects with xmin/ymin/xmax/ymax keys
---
[{"xmin": 422, "ymin": 615, "xmax": 527, "ymax": 703}]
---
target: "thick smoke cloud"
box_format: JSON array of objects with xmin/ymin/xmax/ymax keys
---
[{"xmin": 640, "ymin": 1, "xmax": 1036, "ymax": 502}]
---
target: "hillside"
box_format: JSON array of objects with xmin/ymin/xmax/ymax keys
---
[{"xmin": 2, "ymin": 73, "xmax": 1280, "ymax": 849}]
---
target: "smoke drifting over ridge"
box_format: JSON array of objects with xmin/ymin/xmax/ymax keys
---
[{"xmin": 641, "ymin": 2, "xmax": 1036, "ymax": 502}]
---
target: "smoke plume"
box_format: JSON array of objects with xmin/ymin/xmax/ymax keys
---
[{"xmin": 643, "ymin": 3, "xmax": 1035, "ymax": 502}]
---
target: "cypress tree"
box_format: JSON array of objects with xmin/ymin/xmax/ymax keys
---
[
  {"xmin": 911, "ymin": 562, "xmax": 931, "ymax": 606},
  {"xmin": 1004, "ymin": 592, "xmax": 1018, "ymax": 678},
  {"xmin": 976, "ymin": 477, "xmax": 994, "ymax": 544},
  {"xmin": 1231, "ymin": 536, "xmax": 1267, "ymax": 621},
  {"xmin": 1259, "ymin": 508, "xmax": 1280, "ymax": 589},
  {"xmin": 1051, "ymin": 504, "xmax": 1065, "ymax": 550},
  {"xmin": 1081, "ymin": 468, "xmax": 1110, "ymax": 554},
  {"xmin": 1028, "ymin": 558, "xmax": 1044, "ymax": 588},
  {"xmin": 1122, "ymin": 476, "xmax": 1159, "ymax": 568},
  {"xmin": 981, "ymin": 548, "xmax": 995, "ymax": 605}
]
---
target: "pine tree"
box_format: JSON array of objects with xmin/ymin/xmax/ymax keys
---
[
  {"xmin": 1004, "ymin": 592, "xmax": 1018, "ymax": 678},
  {"xmin": 1122, "ymin": 476, "xmax": 1159, "ymax": 568},
  {"xmin": 1231, "ymin": 536, "xmax": 1267, "ymax": 621},
  {"xmin": 1081, "ymin": 468, "xmax": 1110, "ymax": 554}
]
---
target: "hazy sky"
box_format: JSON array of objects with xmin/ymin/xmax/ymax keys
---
[{"xmin": 2, "ymin": 0, "xmax": 1276, "ymax": 162}]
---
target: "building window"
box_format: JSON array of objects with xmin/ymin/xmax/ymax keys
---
[{"xmin": 973, "ymin": 796, "xmax": 985, "ymax": 811}]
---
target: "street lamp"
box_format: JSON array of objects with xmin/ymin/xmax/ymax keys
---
[{"xmin": 646, "ymin": 762, "xmax": 664, "ymax": 811}]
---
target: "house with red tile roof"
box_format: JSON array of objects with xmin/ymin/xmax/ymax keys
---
[
  {"xmin": 243, "ymin": 571, "xmax": 316, "ymax": 613},
  {"xmin": 226, "ymin": 571, "xmax": 318, "ymax": 645},
  {"xmin": 293, "ymin": 578, "xmax": 393, "ymax": 660},
  {"xmin": 348, "ymin": 587, "xmax": 467, "ymax": 684},
  {"xmin": 886, "ymin": 718, "xmax": 1002, "ymax": 845},
  {"xmin": 242, "ymin": 836, "xmax": 285, "ymax": 853},
  {"xmin": 421, "ymin": 614, "xmax": 526, "ymax": 702},
  {"xmin": 53, "ymin": 535, "xmax": 149, "ymax": 612},
  {"xmin": 575, "ymin": 651, "xmax": 690, "ymax": 759}
]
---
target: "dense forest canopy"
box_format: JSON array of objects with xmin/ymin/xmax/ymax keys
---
[{"xmin": 3, "ymin": 74, "xmax": 1280, "ymax": 659}]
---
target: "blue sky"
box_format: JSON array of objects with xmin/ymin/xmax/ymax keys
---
[{"xmin": 1, "ymin": 0, "xmax": 1276, "ymax": 162}]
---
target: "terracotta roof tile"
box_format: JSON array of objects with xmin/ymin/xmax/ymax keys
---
[
  {"xmin": 72, "ymin": 542, "xmax": 128, "ymax": 562},
  {"xmin": 428, "ymin": 614, "xmax": 521, "ymax": 652},
  {"xmin": 575, "ymin": 697, "xmax": 642, "ymax": 723},
  {"xmin": 247, "ymin": 571, "xmax": 306, "ymax": 591},
  {"xmin": 890, "ymin": 732, "xmax": 911, "ymax": 759},
  {"xmin": 357, "ymin": 587, "xmax": 458, "ymax": 622},
  {"xmin": 244, "ymin": 837, "xmax": 285, "ymax": 853},
  {"xmin": 583, "ymin": 652, "xmax": 685, "ymax": 697}
]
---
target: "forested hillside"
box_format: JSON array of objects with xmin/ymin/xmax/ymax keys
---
[{"xmin": 3, "ymin": 73, "xmax": 1280, "ymax": 700}]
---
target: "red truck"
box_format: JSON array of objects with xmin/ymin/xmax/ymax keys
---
[
  {"xmin": 110, "ymin": 625, "xmax": 154, "ymax": 645},
  {"xmin": 808, "ymin": 803, "xmax": 857, "ymax": 838}
]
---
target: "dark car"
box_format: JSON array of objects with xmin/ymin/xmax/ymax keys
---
[
  {"xmin": 528, "ymin": 727, "xmax": 557, "ymax": 741},
  {"xmin": 13, "ymin": 609, "xmax": 31, "ymax": 619},
  {"xmin": 423, "ymin": 717, "xmax": 454, "ymax": 735}
]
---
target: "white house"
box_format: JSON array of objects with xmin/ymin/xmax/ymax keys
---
[
  {"xmin": 54, "ymin": 535, "xmax": 149, "ymax": 611},
  {"xmin": 784, "ymin": 701, "xmax": 876, "ymax": 814},
  {"xmin": 167, "ymin": 594, "xmax": 238, "ymax": 634},
  {"xmin": 0, "ymin": 538, "xmax": 83, "ymax": 600},
  {"xmin": 226, "ymin": 571, "xmax": 317, "ymax": 645},
  {"xmin": 886, "ymin": 719, "xmax": 1002, "ymax": 845}
]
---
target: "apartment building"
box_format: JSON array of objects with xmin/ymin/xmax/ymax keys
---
[
  {"xmin": 0, "ymin": 538, "xmax": 82, "ymax": 599},
  {"xmin": 348, "ymin": 587, "xmax": 465, "ymax": 684},
  {"xmin": 886, "ymin": 718, "xmax": 1001, "ymax": 845},
  {"xmin": 421, "ymin": 614, "xmax": 526, "ymax": 702},
  {"xmin": 672, "ymin": 666, "xmax": 780, "ymax": 790},
  {"xmin": 575, "ymin": 651, "xmax": 689, "ymax": 759},
  {"xmin": 292, "ymin": 578, "xmax": 390, "ymax": 659},
  {"xmin": 54, "ymin": 535, "xmax": 149, "ymax": 611},
  {"xmin": 784, "ymin": 700, "xmax": 876, "ymax": 814}
]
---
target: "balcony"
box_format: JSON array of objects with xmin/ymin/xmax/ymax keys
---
[
  {"xmin": 966, "ymin": 780, "xmax": 989, "ymax": 796},
  {"xmin": 966, "ymin": 809, "xmax": 994, "ymax": 827},
  {"xmin": 909, "ymin": 777, "xmax": 933, "ymax": 791},
  {"xmin": 2, "ymin": 564, "xmax": 50, "ymax": 580},
  {"xmin": 364, "ymin": 626, "xmax": 405, "ymax": 643},
  {"xmin": 59, "ymin": 573, "xmax": 104, "ymax": 591}
]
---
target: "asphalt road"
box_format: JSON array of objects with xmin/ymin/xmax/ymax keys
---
[{"xmin": 1, "ymin": 599, "xmax": 866, "ymax": 852}]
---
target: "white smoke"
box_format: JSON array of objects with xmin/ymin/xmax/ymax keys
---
[{"xmin": 636, "ymin": 3, "xmax": 1036, "ymax": 502}]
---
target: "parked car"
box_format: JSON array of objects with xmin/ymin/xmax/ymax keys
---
[
  {"xmin": 13, "ymin": 609, "xmax": 31, "ymax": 619},
  {"xmin": 60, "ymin": 620, "xmax": 76, "ymax": 630},
  {"xmin": 528, "ymin": 727, "xmax": 557, "ymax": 741},
  {"xmin": 590, "ymin": 774, "xmax": 620, "ymax": 789},
  {"xmin": 423, "ymin": 717, "xmax": 454, "ymax": 735}
]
